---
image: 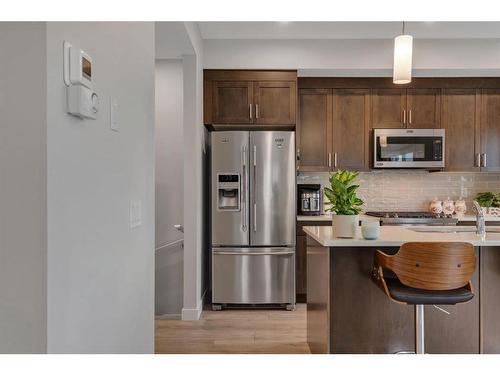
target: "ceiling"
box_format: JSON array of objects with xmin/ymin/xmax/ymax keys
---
[
  {"xmin": 155, "ymin": 22, "xmax": 194, "ymax": 59},
  {"xmin": 197, "ymin": 22, "xmax": 500, "ymax": 39}
]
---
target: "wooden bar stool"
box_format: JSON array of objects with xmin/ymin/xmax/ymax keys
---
[{"xmin": 372, "ymin": 242, "xmax": 476, "ymax": 354}]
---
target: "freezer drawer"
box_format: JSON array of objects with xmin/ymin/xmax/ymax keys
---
[{"xmin": 212, "ymin": 247, "xmax": 295, "ymax": 305}]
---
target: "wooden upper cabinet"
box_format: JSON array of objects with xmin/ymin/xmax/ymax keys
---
[
  {"xmin": 480, "ymin": 89, "xmax": 500, "ymax": 171},
  {"xmin": 442, "ymin": 89, "xmax": 480, "ymax": 171},
  {"xmin": 254, "ymin": 81, "xmax": 296, "ymax": 125},
  {"xmin": 212, "ymin": 81, "xmax": 253, "ymax": 124},
  {"xmin": 406, "ymin": 89, "xmax": 441, "ymax": 128},
  {"xmin": 297, "ymin": 89, "xmax": 332, "ymax": 171},
  {"xmin": 371, "ymin": 89, "xmax": 406, "ymax": 128},
  {"xmin": 332, "ymin": 89, "xmax": 370, "ymax": 171},
  {"xmin": 204, "ymin": 70, "xmax": 297, "ymax": 126}
]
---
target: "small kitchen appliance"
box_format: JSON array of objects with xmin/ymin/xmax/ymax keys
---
[
  {"xmin": 298, "ymin": 184, "xmax": 322, "ymax": 216},
  {"xmin": 373, "ymin": 128, "xmax": 445, "ymax": 169}
]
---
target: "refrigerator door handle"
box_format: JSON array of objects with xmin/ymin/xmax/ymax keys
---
[
  {"xmin": 253, "ymin": 145, "xmax": 257, "ymax": 232},
  {"xmin": 213, "ymin": 251, "xmax": 295, "ymax": 256},
  {"xmin": 241, "ymin": 145, "xmax": 247, "ymax": 232}
]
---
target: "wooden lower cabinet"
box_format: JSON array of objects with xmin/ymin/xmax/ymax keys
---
[
  {"xmin": 481, "ymin": 246, "xmax": 500, "ymax": 353},
  {"xmin": 296, "ymin": 220, "xmax": 331, "ymax": 302},
  {"xmin": 307, "ymin": 242, "xmax": 487, "ymax": 354},
  {"xmin": 423, "ymin": 248, "xmax": 480, "ymax": 354},
  {"xmin": 296, "ymin": 235, "xmax": 307, "ymax": 302}
]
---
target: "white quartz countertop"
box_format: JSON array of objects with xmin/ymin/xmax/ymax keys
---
[
  {"xmin": 303, "ymin": 225, "xmax": 500, "ymax": 247},
  {"xmin": 297, "ymin": 214, "xmax": 500, "ymax": 222}
]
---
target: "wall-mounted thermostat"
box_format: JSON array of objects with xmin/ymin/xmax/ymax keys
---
[
  {"xmin": 64, "ymin": 41, "xmax": 93, "ymax": 88},
  {"xmin": 64, "ymin": 41, "xmax": 98, "ymax": 120},
  {"xmin": 67, "ymin": 85, "xmax": 99, "ymax": 120}
]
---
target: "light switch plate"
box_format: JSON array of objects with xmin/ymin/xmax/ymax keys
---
[
  {"xmin": 130, "ymin": 200, "xmax": 142, "ymax": 228},
  {"xmin": 110, "ymin": 97, "xmax": 118, "ymax": 131}
]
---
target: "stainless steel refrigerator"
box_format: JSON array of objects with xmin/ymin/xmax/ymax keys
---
[{"xmin": 211, "ymin": 131, "xmax": 296, "ymax": 310}]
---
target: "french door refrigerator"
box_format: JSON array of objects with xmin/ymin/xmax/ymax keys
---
[{"xmin": 211, "ymin": 131, "xmax": 296, "ymax": 310}]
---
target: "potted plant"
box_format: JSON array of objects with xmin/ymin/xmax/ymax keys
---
[
  {"xmin": 476, "ymin": 192, "xmax": 500, "ymax": 216},
  {"xmin": 324, "ymin": 169, "xmax": 364, "ymax": 238}
]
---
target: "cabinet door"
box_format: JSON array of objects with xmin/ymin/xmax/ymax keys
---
[
  {"xmin": 480, "ymin": 89, "xmax": 500, "ymax": 171},
  {"xmin": 332, "ymin": 89, "xmax": 370, "ymax": 171},
  {"xmin": 442, "ymin": 89, "xmax": 480, "ymax": 171},
  {"xmin": 297, "ymin": 89, "xmax": 333, "ymax": 171},
  {"xmin": 371, "ymin": 89, "xmax": 406, "ymax": 128},
  {"xmin": 481, "ymin": 246, "xmax": 500, "ymax": 353},
  {"xmin": 254, "ymin": 81, "xmax": 296, "ymax": 125},
  {"xmin": 406, "ymin": 89, "xmax": 441, "ymax": 128},
  {"xmin": 212, "ymin": 81, "xmax": 254, "ymax": 124},
  {"xmin": 296, "ymin": 235, "xmax": 307, "ymax": 297}
]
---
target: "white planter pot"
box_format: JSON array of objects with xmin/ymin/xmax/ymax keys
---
[{"xmin": 332, "ymin": 214, "xmax": 359, "ymax": 238}]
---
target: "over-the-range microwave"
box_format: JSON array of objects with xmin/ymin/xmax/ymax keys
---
[{"xmin": 373, "ymin": 128, "xmax": 445, "ymax": 169}]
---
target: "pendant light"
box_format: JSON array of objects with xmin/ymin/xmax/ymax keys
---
[{"xmin": 393, "ymin": 21, "xmax": 413, "ymax": 84}]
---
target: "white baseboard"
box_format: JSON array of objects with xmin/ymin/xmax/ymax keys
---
[
  {"xmin": 181, "ymin": 289, "xmax": 208, "ymax": 321},
  {"xmin": 155, "ymin": 313, "xmax": 181, "ymax": 320},
  {"xmin": 181, "ymin": 306, "xmax": 202, "ymax": 320}
]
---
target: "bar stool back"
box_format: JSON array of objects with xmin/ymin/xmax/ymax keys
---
[{"xmin": 372, "ymin": 242, "xmax": 476, "ymax": 354}]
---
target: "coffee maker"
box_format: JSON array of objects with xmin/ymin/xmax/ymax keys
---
[{"xmin": 297, "ymin": 184, "xmax": 322, "ymax": 216}]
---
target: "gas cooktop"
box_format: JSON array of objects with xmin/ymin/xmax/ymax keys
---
[{"xmin": 365, "ymin": 211, "xmax": 459, "ymax": 226}]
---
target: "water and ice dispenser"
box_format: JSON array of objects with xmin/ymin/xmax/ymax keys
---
[{"xmin": 217, "ymin": 173, "xmax": 240, "ymax": 211}]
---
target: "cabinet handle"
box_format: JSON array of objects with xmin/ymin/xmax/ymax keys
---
[
  {"xmin": 328, "ymin": 153, "xmax": 332, "ymax": 168},
  {"xmin": 403, "ymin": 109, "xmax": 406, "ymax": 125},
  {"xmin": 482, "ymin": 153, "xmax": 487, "ymax": 168},
  {"xmin": 408, "ymin": 110, "xmax": 412, "ymax": 125},
  {"xmin": 476, "ymin": 153, "xmax": 481, "ymax": 167},
  {"xmin": 334, "ymin": 153, "xmax": 338, "ymax": 168},
  {"xmin": 249, "ymin": 104, "xmax": 253, "ymax": 120},
  {"xmin": 255, "ymin": 104, "xmax": 259, "ymax": 119}
]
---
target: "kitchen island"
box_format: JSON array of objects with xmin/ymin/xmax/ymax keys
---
[{"xmin": 304, "ymin": 225, "xmax": 500, "ymax": 354}]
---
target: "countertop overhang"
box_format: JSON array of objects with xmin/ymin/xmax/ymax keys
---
[{"xmin": 303, "ymin": 225, "xmax": 500, "ymax": 247}]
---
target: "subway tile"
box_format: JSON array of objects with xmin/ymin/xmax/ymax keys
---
[{"xmin": 299, "ymin": 171, "xmax": 500, "ymax": 212}]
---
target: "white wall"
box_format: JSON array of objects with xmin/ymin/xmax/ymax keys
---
[
  {"xmin": 0, "ymin": 22, "xmax": 47, "ymax": 353},
  {"xmin": 182, "ymin": 22, "xmax": 206, "ymax": 320},
  {"xmin": 203, "ymin": 39, "xmax": 500, "ymax": 76},
  {"xmin": 155, "ymin": 59, "xmax": 184, "ymax": 315},
  {"xmin": 45, "ymin": 22, "xmax": 155, "ymax": 353}
]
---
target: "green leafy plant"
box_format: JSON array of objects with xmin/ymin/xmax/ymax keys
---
[
  {"xmin": 324, "ymin": 170, "xmax": 364, "ymax": 215},
  {"xmin": 475, "ymin": 192, "xmax": 500, "ymax": 208}
]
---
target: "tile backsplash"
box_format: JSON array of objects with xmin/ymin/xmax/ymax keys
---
[{"xmin": 297, "ymin": 171, "xmax": 500, "ymax": 214}]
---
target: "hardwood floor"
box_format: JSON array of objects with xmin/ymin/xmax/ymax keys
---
[{"xmin": 155, "ymin": 304, "xmax": 310, "ymax": 354}]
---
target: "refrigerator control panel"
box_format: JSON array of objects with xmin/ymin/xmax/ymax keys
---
[{"xmin": 217, "ymin": 173, "xmax": 240, "ymax": 212}]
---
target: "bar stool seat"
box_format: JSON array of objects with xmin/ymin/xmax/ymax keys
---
[
  {"xmin": 372, "ymin": 241, "xmax": 476, "ymax": 354},
  {"xmin": 384, "ymin": 277, "xmax": 474, "ymax": 305}
]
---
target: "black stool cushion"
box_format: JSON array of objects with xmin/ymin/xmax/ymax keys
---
[{"xmin": 385, "ymin": 277, "xmax": 474, "ymax": 305}]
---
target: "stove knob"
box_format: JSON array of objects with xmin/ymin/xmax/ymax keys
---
[
  {"xmin": 384, "ymin": 213, "xmax": 390, "ymax": 218},
  {"xmin": 394, "ymin": 213, "xmax": 399, "ymax": 218}
]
